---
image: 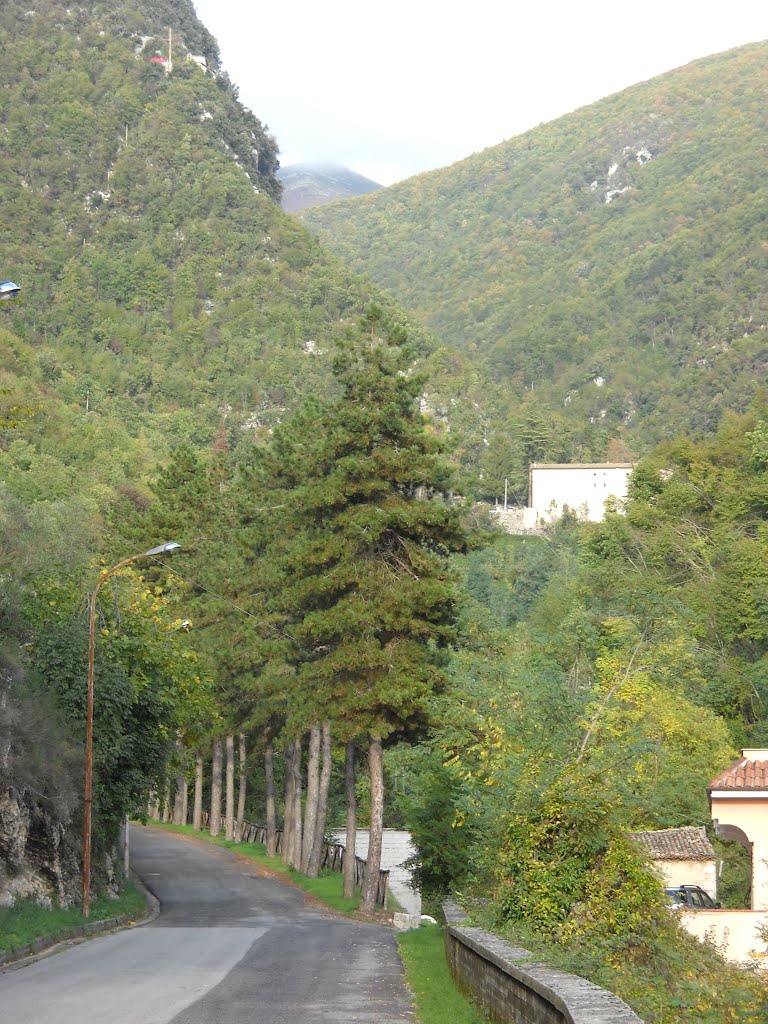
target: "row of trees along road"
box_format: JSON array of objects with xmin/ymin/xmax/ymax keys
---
[{"xmin": 110, "ymin": 307, "xmax": 470, "ymax": 910}]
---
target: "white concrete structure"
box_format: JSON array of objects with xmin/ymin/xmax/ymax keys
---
[
  {"xmin": 680, "ymin": 910, "xmax": 768, "ymax": 967},
  {"xmin": 333, "ymin": 828, "xmax": 421, "ymax": 925},
  {"xmin": 529, "ymin": 462, "xmax": 634, "ymax": 523}
]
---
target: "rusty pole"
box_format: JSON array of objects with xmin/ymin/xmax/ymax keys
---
[{"xmin": 82, "ymin": 543, "xmax": 179, "ymax": 917}]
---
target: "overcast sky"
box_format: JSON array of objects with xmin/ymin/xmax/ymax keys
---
[{"xmin": 192, "ymin": 1, "xmax": 767, "ymax": 185}]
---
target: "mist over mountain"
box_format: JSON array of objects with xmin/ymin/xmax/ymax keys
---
[{"xmin": 278, "ymin": 163, "xmax": 382, "ymax": 213}]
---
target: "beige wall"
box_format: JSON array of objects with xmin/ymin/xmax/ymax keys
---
[
  {"xmin": 656, "ymin": 858, "xmax": 717, "ymax": 901},
  {"xmin": 679, "ymin": 910, "xmax": 768, "ymax": 967},
  {"xmin": 711, "ymin": 794, "xmax": 768, "ymax": 910},
  {"xmin": 530, "ymin": 465, "xmax": 632, "ymax": 523}
]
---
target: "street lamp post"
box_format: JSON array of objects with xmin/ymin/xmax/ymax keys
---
[{"xmin": 82, "ymin": 541, "xmax": 180, "ymax": 917}]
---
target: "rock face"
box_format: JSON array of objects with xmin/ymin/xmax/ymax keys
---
[{"xmin": 0, "ymin": 789, "xmax": 82, "ymax": 908}]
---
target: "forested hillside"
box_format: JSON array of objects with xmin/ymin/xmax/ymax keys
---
[
  {"xmin": 0, "ymin": 0, "xmax": 447, "ymax": 903},
  {"xmin": 0, "ymin": 0, "xmax": 448, "ymax": 542},
  {"xmin": 305, "ymin": 42, "xmax": 768, "ymax": 492},
  {"xmin": 3, "ymin": 5, "xmax": 768, "ymax": 1018}
]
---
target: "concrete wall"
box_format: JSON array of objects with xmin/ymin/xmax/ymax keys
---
[
  {"xmin": 679, "ymin": 910, "xmax": 768, "ymax": 967},
  {"xmin": 332, "ymin": 829, "xmax": 421, "ymax": 923},
  {"xmin": 443, "ymin": 903, "xmax": 642, "ymax": 1024},
  {"xmin": 492, "ymin": 507, "xmax": 539, "ymax": 535},
  {"xmin": 530, "ymin": 464, "xmax": 633, "ymax": 523}
]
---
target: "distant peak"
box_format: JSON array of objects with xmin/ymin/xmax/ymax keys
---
[{"xmin": 278, "ymin": 162, "xmax": 382, "ymax": 213}]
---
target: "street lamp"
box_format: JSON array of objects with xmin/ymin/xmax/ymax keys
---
[{"xmin": 82, "ymin": 541, "xmax": 180, "ymax": 917}]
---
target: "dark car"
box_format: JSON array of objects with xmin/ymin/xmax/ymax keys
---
[{"xmin": 665, "ymin": 885, "xmax": 720, "ymax": 910}]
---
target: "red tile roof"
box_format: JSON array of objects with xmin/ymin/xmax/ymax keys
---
[
  {"xmin": 709, "ymin": 756, "xmax": 768, "ymax": 791},
  {"xmin": 630, "ymin": 827, "xmax": 714, "ymax": 861}
]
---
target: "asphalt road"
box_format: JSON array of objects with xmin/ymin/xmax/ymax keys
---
[{"xmin": 0, "ymin": 826, "xmax": 414, "ymax": 1024}]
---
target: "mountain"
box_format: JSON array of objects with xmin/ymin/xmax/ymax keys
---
[
  {"xmin": 278, "ymin": 162, "xmax": 382, "ymax": 213},
  {"xmin": 304, "ymin": 42, "xmax": 768, "ymax": 477},
  {"xmin": 0, "ymin": 0, "xmax": 444, "ymax": 538}
]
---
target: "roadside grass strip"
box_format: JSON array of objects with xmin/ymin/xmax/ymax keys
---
[
  {"xmin": 396, "ymin": 924, "xmax": 485, "ymax": 1024},
  {"xmin": 149, "ymin": 821, "xmax": 366, "ymax": 915},
  {"xmin": 0, "ymin": 882, "xmax": 146, "ymax": 953}
]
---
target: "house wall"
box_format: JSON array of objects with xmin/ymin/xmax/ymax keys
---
[
  {"xmin": 529, "ymin": 464, "xmax": 633, "ymax": 523},
  {"xmin": 655, "ymin": 858, "xmax": 718, "ymax": 900},
  {"xmin": 711, "ymin": 794, "xmax": 768, "ymax": 910}
]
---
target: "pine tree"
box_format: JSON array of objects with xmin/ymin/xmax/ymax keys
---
[{"xmin": 267, "ymin": 307, "xmax": 469, "ymax": 910}]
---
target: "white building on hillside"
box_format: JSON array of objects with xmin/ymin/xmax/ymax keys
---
[
  {"xmin": 529, "ymin": 462, "xmax": 634, "ymax": 523},
  {"xmin": 493, "ymin": 462, "xmax": 634, "ymax": 534}
]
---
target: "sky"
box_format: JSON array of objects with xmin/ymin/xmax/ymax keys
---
[{"xmin": 191, "ymin": 1, "xmax": 767, "ymax": 185}]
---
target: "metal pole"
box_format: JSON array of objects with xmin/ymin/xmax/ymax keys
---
[
  {"xmin": 82, "ymin": 543, "xmax": 179, "ymax": 917},
  {"xmin": 82, "ymin": 581, "xmax": 99, "ymax": 918},
  {"xmin": 124, "ymin": 815, "xmax": 130, "ymax": 875}
]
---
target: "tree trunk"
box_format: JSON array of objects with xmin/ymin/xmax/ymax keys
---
[
  {"xmin": 301, "ymin": 725, "xmax": 321, "ymax": 873},
  {"xmin": 161, "ymin": 779, "xmax": 171, "ymax": 823},
  {"xmin": 210, "ymin": 739, "xmax": 223, "ymax": 837},
  {"xmin": 343, "ymin": 740, "xmax": 357, "ymax": 899},
  {"xmin": 282, "ymin": 741, "xmax": 295, "ymax": 866},
  {"xmin": 361, "ymin": 734, "xmax": 384, "ymax": 913},
  {"xmin": 172, "ymin": 772, "xmax": 186, "ymax": 825},
  {"xmin": 265, "ymin": 738, "xmax": 277, "ymax": 857},
  {"xmin": 236, "ymin": 732, "xmax": 247, "ymax": 842},
  {"xmin": 307, "ymin": 721, "xmax": 331, "ymax": 878},
  {"xmin": 290, "ymin": 736, "xmax": 303, "ymax": 871},
  {"xmin": 181, "ymin": 773, "xmax": 189, "ymax": 825},
  {"xmin": 225, "ymin": 733, "xmax": 235, "ymax": 841},
  {"xmin": 192, "ymin": 751, "xmax": 203, "ymax": 830}
]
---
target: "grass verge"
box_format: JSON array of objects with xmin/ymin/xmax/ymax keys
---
[
  {"xmin": 0, "ymin": 882, "xmax": 147, "ymax": 953},
  {"xmin": 396, "ymin": 924, "xmax": 485, "ymax": 1024},
  {"xmin": 148, "ymin": 820, "xmax": 366, "ymax": 915}
]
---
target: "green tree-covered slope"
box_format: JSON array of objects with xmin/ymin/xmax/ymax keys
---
[
  {"xmin": 304, "ymin": 42, "xmax": 768, "ymax": 459},
  {"xmin": 0, "ymin": 0, "xmax": 457, "ymax": 537}
]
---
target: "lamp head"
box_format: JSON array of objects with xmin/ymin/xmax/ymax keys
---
[{"xmin": 144, "ymin": 541, "xmax": 181, "ymax": 557}]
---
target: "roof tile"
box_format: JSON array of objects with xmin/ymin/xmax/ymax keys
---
[
  {"xmin": 709, "ymin": 757, "xmax": 768, "ymax": 790},
  {"xmin": 630, "ymin": 826, "xmax": 715, "ymax": 861}
]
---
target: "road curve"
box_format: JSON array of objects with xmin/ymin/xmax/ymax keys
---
[{"xmin": 0, "ymin": 826, "xmax": 414, "ymax": 1024}]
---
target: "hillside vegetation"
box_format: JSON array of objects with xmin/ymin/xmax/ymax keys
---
[
  {"xmin": 305, "ymin": 42, "xmax": 768, "ymax": 485},
  {"xmin": 0, "ymin": 0, "xmax": 449, "ymax": 534},
  {"xmin": 0, "ymin": 0, "xmax": 432, "ymax": 899}
]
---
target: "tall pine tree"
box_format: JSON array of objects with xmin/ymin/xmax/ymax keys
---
[{"xmin": 267, "ymin": 307, "xmax": 468, "ymax": 910}]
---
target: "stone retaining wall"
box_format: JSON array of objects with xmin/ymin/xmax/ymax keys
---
[{"xmin": 443, "ymin": 903, "xmax": 643, "ymax": 1024}]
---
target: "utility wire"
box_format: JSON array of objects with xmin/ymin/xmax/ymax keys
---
[{"xmin": 154, "ymin": 558, "xmax": 262, "ymax": 622}]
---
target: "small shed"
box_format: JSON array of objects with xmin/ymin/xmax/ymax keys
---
[{"xmin": 630, "ymin": 826, "xmax": 717, "ymax": 899}]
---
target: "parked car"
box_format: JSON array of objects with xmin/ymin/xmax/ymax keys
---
[{"xmin": 665, "ymin": 885, "xmax": 720, "ymax": 910}]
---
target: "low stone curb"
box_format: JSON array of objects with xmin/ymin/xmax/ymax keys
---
[
  {"xmin": 0, "ymin": 870, "xmax": 160, "ymax": 969},
  {"xmin": 443, "ymin": 901, "xmax": 643, "ymax": 1024}
]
